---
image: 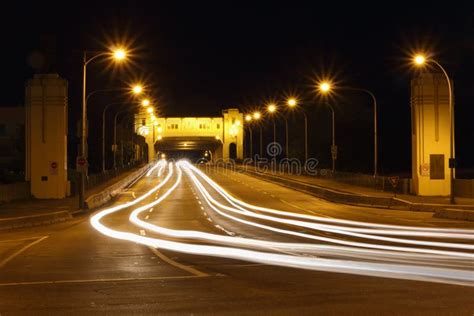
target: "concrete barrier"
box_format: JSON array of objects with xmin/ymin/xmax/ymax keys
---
[
  {"xmin": 434, "ymin": 209, "xmax": 474, "ymax": 222},
  {"xmin": 85, "ymin": 163, "xmax": 152, "ymax": 209}
]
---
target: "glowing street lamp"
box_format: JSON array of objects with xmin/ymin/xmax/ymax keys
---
[
  {"xmin": 141, "ymin": 99, "xmax": 150, "ymax": 107},
  {"xmin": 286, "ymin": 97, "xmax": 308, "ymax": 162},
  {"xmin": 253, "ymin": 111, "xmax": 261, "ymax": 120},
  {"xmin": 147, "ymin": 107, "xmax": 154, "ymax": 114},
  {"xmin": 245, "ymin": 114, "xmax": 252, "ymax": 122},
  {"xmin": 316, "ymin": 81, "xmax": 337, "ymax": 172},
  {"xmin": 319, "ymin": 81, "xmax": 331, "ymax": 93},
  {"xmin": 79, "ymin": 46, "xmax": 129, "ymax": 209},
  {"xmin": 413, "ymin": 53, "xmax": 455, "ymax": 203},
  {"xmin": 266, "ymin": 104, "xmax": 278, "ymax": 151},
  {"xmin": 132, "ymin": 85, "xmax": 143, "ymax": 95}
]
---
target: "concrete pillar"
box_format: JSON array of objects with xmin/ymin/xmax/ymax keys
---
[
  {"xmin": 411, "ymin": 73, "xmax": 453, "ymax": 196},
  {"xmin": 222, "ymin": 109, "xmax": 244, "ymax": 160},
  {"xmin": 25, "ymin": 74, "xmax": 68, "ymax": 199}
]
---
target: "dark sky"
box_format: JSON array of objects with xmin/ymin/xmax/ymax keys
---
[{"xmin": 1, "ymin": 2, "xmax": 473, "ymax": 174}]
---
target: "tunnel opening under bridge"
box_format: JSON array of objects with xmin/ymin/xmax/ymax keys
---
[{"xmin": 155, "ymin": 136, "xmax": 223, "ymax": 163}]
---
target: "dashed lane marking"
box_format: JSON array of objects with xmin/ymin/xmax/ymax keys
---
[{"xmin": 147, "ymin": 247, "xmax": 209, "ymax": 277}]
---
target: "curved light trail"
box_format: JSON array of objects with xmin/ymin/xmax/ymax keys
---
[{"xmin": 91, "ymin": 160, "xmax": 474, "ymax": 287}]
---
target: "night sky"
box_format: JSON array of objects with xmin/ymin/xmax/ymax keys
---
[{"xmin": 1, "ymin": 2, "xmax": 473, "ymax": 175}]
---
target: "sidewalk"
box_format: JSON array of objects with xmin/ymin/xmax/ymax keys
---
[
  {"xmin": 235, "ymin": 165, "xmax": 474, "ymax": 221},
  {"xmin": 0, "ymin": 166, "xmax": 144, "ymax": 230}
]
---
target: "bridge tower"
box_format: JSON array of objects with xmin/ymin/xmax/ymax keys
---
[{"xmin": 411, "ymin": 73, "xmax": 454, "ymax": 196}]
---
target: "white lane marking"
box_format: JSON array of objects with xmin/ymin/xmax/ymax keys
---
[
  {"xmin": 148, "ymin": 247, "xmax": 208, "ymax": 277},
  {"xmin": 140, "ymin": 230, "xmax": 146, "ymax": 236},
  {"xmin": 279, "ymin": 199, "xmax": 331, "ymax": 218},
  {"xmin": 198, "ymin": 201, "xmax": 202, "ymax": 205},
  {"xmin": 149, "ymin": 208, "xmax": 154, "ymax": 213},
  {"xmin": 0, "ymin": 275, "xmax": 211, "ymax": 287},
  {"xmin": 132, "ymin": 192, "xmax": 136, "ymax": 199},
  {"xmin": 0, "ymin": 236, "xmax": 48, "ymax": 269},
  {"xmin": 145, "ymin": 215, "xmax": 150, "ymax": 220},
  {"xmin": 214, "ymin": 224, "xmax": 236, "ymax": 236},
  {"xmin": 207, "ymin": 218, "xmax": 213, "ymax": 222},
  {"xmin": 0, "ymin": 237, "xmax": 47, "ymax": 244}
]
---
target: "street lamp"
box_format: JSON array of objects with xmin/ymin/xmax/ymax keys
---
[
  {"xmin": 413, "ymin": 54, "xmax": 455, "ymax": 204},
  {"xmin": 245, "ymin": 114, "xmax": 253, "ymax": 159},
  {"xmin": 318, "ymin": 82, "xmax": 379, "ymax": 177},
  {"xmin": 253, "ymin": 111, "xmax": 263, "ymax": 157},
  {"xmin": 132, "ymin": 84, "xmax": 143, "ymax": 95},
  {"xmin": 266, "ymin": 103, "xmax": 277, "ymax": 148},
  {"xmin": 141, "ymin": 99, "xmax": 150, "ymax": 107},
  {"xmin": 317, "ymin": 83, "xmax": 337, "ymax": 173},
  {"xmin": 286, "ymin": 97, "xmax": 308, "ymax": 162},
  {"xmin": 79, "ymin": 47, "xmax": 128, "ymax": 209}
]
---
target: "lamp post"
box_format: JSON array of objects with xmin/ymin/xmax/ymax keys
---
[
  {"xmin": 267, "ymin": 104, "xmax": 277, "ymax": 148},
  {"xmin": 79, "ymin": 48, "xmax": 127, "ymax": 209},
  {"xmin": 318, "ymin": 82, "xmax": 337, "ymax": 173},
  {"xmin": 414, "ymin": 54, "xmax": 455, "ymax": 204},
  {"xmin": 253, "ymin": 111, "xmax": 262, "ymax": 158},
  {"xmin": 286, "ymin": 97, "xmax": 308, "ymax": 161},
  {"xmin": 245, "ymin": 114, "xmax": 253, "ymax": 159}
]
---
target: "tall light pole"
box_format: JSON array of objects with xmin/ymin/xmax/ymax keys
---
[
  {"xmin": 100, "ymin": 85, "xmax": 143, "ymax": 173},
  {"xmin": 287, "ymin": 97, "xmax": 308, "ymax": 162},
  {"xmin": 414, "ymin": 54, "xmax": 455, "ymax": 204},
  {"xmin": 245, "ymin": 114, "xmax": 253, "ymax": 159},
  {"xmin": 267, "ymin": 104, "xmax": 277, "ymax": 145},
  {"xmin": 318, "ymin": 82, "xmax": 337, "ymax": 173},
  {"xmin": 253, "ymin": 111, "xmax": 262, "ymax": 158},
  {"xmin": 79, "ymin": 48, "xmax": 127, "ymax": 209}
]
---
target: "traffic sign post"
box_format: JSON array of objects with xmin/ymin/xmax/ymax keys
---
[{"xmin": 76, "ymin": 156, "xmax": 87, "ymax": 173}]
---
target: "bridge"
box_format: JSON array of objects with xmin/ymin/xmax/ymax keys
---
[{"xmin": 135, "ymin": 108, "xmax": 244, "ymax": 161}]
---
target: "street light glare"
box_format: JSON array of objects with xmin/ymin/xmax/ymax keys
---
[
  {"xmin": 267, "ymin": 104, "xmax": 277, "ymax": 113},
  {"xmin": 113, "ymin": 49, "xmax": 126, "ymax": 61},
  {"xmin": 287, "ymin": 98, "xmax": 297, "ymax": 107},
  {"xmin": 414, "ymin": 54, "xmax": 426, "ymax": 66},
  {"xmin": 142, "ymin": 99, "xmax": 150, "ymax": 107},
  {"xmin": 319, "ymin": 82, "xmax": 331, "ymax": 93},
  {"xmin": 132, "ymin": 85, "xmax": 143, "ymax": 94},
  {"xmin": 253, "ymin": 111, "xmax": 261, "ymax": 120},
  {"xmin": 245, "ymin": 114, "xmax": 252, "ymax": 122},
  {"xmin": 147, "ymin": 107, "xmax": 154, "ymax": 114}
]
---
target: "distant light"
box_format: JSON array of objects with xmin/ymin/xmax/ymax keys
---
[
  {"xmin": 157, "ymin": 127, "xmax": 163, "ymax": 133},
  {"xmin": 113, "ymin": 49, "xmax": 126, "ymax": 61},
  {"xmin": 132, "ymin": 85, "xmax": 143, "ymax": 95},
  {"xmin": 245, "ymin": 114, "xmax": 252, "ymax": 122},
  {"xmin": 235, "ymin": 120, "xmax": 241, "ymax": 126},
  {"xmin": 147, "ymin": 107, "xmax": 154, "ymax": 114},
  {"xmin": 414, "ymin": 54, "xmax": 426, "ymax": 66},
  {"xmin": 319, "ymin": 82, "xmax": 331, "ymax": 93},
  {"xmin": 287, "ymin": 98, "xmax": 297, "ymax": 107},
  {"xmin": 161, "ymin": 153, "xmax": 166, "ymax": 159},
  {"xmin": 204, "ymin": 152, "xmax": 208, "ymax": 157},
  {"xmin": 215, "ymin": 135, "xmax": 220, "ymax": 140},
  {"xmin": 267, "ymin": 104, "xmax": 277, "ymax": 113},
  {"xmin": 142, "ymin": 99, "xmax": 150, "ymax": 107},
  {"xmin": 253, "ymin": 112, "xmax": 261, "ymax": 120},
  {"xmin": 157, "ymin": 135, "xmax": 162, "ymax": 140}
]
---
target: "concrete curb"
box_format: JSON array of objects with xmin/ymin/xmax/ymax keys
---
[
  {"xmin": 237, "ymin": 168, "xmax": 474, "ymax": 216},
  {"xmin": 85, "ymin": 164, "xmax": 151, "ymax": 209},
  {"xmin": 433, "ymin": 209, "xmax": 474, "ymax": 222},
  {"xmin": 0, "ymin": 211, "xmax": 72, "ymax": 231}
]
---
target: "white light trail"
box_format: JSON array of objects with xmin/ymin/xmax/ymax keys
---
[{"xmin": 91, "ymin": 160, "xmax": 474, "ymax": 287}]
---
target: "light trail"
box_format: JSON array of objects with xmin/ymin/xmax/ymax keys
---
[
  {"xmin": 91, "ymin": 161, "xmax": 474, "ymax": 286},
  {"xmin": 183, "ymin": 162, "xmax": 474, "ymax": 244},
  {"xmin": 146, "ymin": 160, "xmax": 166, "ymax": 177}
]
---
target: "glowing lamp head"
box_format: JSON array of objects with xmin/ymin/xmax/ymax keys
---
[
  {"xmin": 235, "ymin": 120, "xmax": 241, "ymax": 126},
  {"xmin": 147, "ymin": 107, "xmax": 154, "ymax": 114},
  {"xmin": 319, "ymin": 82, "xmax": 331, "ymax": 93},
  {"xmin": 161, "ymin": 153, "xmax": 166, "ymax": 159},
  {"xmin": 267, "ymin": 104, "xmax": 277, "ymax": 113},
  {"xmin": 157, "ymin": 135, "xmax": 162, "ymax": 140},
  {"xmin": 215, "ymin": 135, "xmax": 220, "ymax": 140},
  {"xmin": 253, "ymin": 111, "xmax": 261, "ymax": 120},
  {"xmin": 113, "ymin": 49, "xmax": 126, "ymax": 61},
  {"xmin": 287, "ymin": 98, "xmax": 297, "ymax": 107},
  {"xmin": 245, "ymin": 114, "xmax": 252, "ymax": 122},
  {"xmin": 414, "ymin": 54, "xmax": 426, "ymax": 66},
  {"xmin": 141, "ymin": 99, "xmax": 150, "ymax": 107},
  {"xmin": 132, "ymin": 85, "xmax": 143, "ymax": 95}
]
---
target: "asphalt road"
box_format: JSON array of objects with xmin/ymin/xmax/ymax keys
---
[{"xmin": 1, "ymin": 162, "xmax": 473, "ymax": 315}]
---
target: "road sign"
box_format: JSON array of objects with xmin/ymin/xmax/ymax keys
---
[
  {"xmin": 76, "ymin": 156, "xmax": 87, "ymax": 172},
  {"xmin": 50, "ymin": 161, "xmax": 58, "ymax": 175},
  {"xmin": 388, "ymin": 176, "xmax": 400, "ymax": 188},
  {"xmin": 421, "ymin": 163, "xmax": 430, "ymax": 176}
]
